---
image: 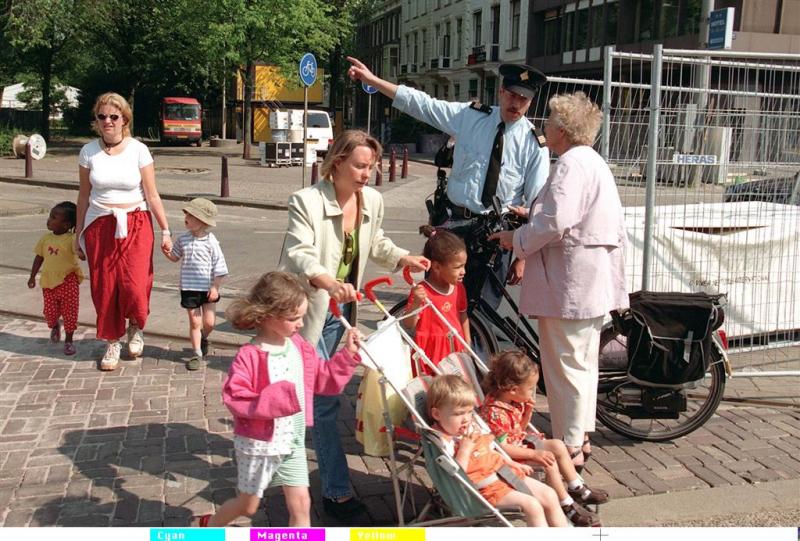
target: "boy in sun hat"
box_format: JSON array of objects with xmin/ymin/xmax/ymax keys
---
[{"xmin": 164, "ymin": 198, "xmax": 229, "ymax": 370}]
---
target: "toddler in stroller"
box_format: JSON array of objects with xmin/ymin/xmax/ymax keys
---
[
  {"xmin": 427, "ymin": 375, "xmax": 567, "ymax": 527},
  {"xmin": 479, "ymin": 351, "xmax": 608, "ymax": 526}
]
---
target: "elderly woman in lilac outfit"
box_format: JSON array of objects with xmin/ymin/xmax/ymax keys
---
[{"xmin": 490, "ymin": 92, "xmax": 628, "ymax": 471}]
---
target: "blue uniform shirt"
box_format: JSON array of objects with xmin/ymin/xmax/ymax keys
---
[{"xmin": 393, "ymin": 85, "xmax": 550, "ymax": 214}]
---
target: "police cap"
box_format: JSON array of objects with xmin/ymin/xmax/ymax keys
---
[{"xmin": 499, "ymin": 64, "xmax": 547, "ymax": 99}]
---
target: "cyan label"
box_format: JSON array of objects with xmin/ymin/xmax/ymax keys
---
[
  {"xmin": 251, "ymin": 529, "xmax": 325, "ymax": 541},
  {"xmin": 150, "ymin": 528, "xmax": 225, "ymax": 541}
]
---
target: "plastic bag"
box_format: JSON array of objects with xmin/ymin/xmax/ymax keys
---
[{"xmin": 355, "ymin": 318, "xmax": 413, "ymax": 456}]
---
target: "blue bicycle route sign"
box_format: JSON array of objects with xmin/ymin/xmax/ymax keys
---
[
  {"xmin": 299, "ymin": 53, "xmax": 317, "ymax": 86},
  {"xmin": 362, "ymin": 82, "xmax": 378, "ymax": 94}
]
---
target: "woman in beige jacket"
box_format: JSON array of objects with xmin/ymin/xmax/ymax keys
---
[{"xmin": 279, "ymin": 130, "xmax": 428, "ymax": 522}]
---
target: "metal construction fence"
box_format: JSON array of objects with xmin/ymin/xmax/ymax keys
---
[{"xmin": 528, "ymin": 45, "xmax": 800, "ymax": 379}]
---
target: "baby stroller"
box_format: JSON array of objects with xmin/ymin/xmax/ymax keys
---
[{"xmin": 341, "ymin": 277, "xmax": 537, "ymax": 526}]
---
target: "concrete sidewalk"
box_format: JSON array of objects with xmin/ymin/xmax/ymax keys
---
[
  {"xmin": 0, "ymin": 143, "xmax": 438, "ymax": 212},
  {"xmin": 0, "ymin": 315, "xmax": 798, "ymax": 527}
]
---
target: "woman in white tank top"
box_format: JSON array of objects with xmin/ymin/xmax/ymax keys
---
[{"xmin": 74, "ymin": 92, "xmax": 172, "ymax": 371}]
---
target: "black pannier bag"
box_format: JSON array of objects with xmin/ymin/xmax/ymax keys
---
[{"xmin": 624, "ymin": 291, "xmax": 725, "ymax": 388}]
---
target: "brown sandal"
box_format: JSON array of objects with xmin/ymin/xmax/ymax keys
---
[{"xmin": 569, "ymin": 447, "xmax": 585, "ymax": 474}]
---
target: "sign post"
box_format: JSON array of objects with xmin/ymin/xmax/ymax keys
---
[
  {"xmin": 362, "ymin": 82, "xmax": 378, "ymax": 136},
  {"xmin": 299, "ymin": 53, "xmax": 317, "ymax": 187}
]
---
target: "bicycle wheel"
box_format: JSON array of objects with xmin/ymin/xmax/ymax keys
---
[
  {"xmin": 595, "ymin": 325, "xmax": 727, "ymax": 442},
  {"xmin": 387, "ymin": 299, "xmax": 499, "ymax": 364}
]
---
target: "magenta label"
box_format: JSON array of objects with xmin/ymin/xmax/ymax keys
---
[{"xmin": 250, "ymin": 530, "xmax": 325, "ymax": 541}]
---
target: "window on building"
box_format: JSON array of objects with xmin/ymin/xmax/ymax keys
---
[
  {"xmin": 454, "ymin": 82, "xmax": 460, "ymax": 100},
  {"xmin": 434, "ymin": 84, "xmax": 439, "ymax": 98},
  {"xmin": 491, "ymin": 5, "xmax": 500, "ymax": 48},
  {"xmin": 422, "ymin": 29, "xmax": 428, "ymax": 64},
  {"xmin": 443, "ymin": 84, "xmax": 449, "ymax": 99},
  {"xmin": 444, "ymin": 21, "xmax": 451, "ymax": 57},
  {"xmin": 543, "ymin": 9, "xmax": 560, "ymax": 55},
  {"xmin": 413, "ymin": 31, "xmax": 419, "ymax": 63},
  {"xmin": 563, "ymin": 8, "xmax": 575, "ymax": 52},
  {"xmin": 575, "ymin": 4, "xmax": 589, "ymax": 50},
  {"xmin": 405, "ymin": 34, "xmax": 410, "ymax": 64},
  {"xmin": 682, "ymin": 0, "xmax": 702, "ymax": 36},
  {"xmin": 590, "ymin": 4, "xmax": 604, "ymax": 47},
  {"xmin": 607, "ymin": 1, "xmax": 618, "ymax": 44},
  {"xmin": 638, "ymin": 0, "xmax": 655, "ymax": 41},
  {"xmin": 485, "ymin": 76, "xmax": 496, "ymax": 105},
  {"xmin": 468, "ymin": 79, "xmax": 478, "ymax": 99},
  {"xmin": 390, "ymin": 47, "xmax": 399, "ymax": 77},
  {"xmin": 435, "ymin": 24, "xmax": 441, "ymax": 59},
  {"xmin": 455, "ymin": 18, "xmax": 463, "ymax": 59},
  {"xmin": 473, "ymin": 10, "xmax": 482, "ymax": 47},
  {"xmin": 510, "ymin": 0, "xmax": 521, "ymax": 49},
  {"xmin": 659, "ymin": 0, "xmax": 681, "ymax": 39}
]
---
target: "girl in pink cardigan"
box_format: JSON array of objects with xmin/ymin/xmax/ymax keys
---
[{"xmin": 196, "ymin": 271, "xmax": 362, "ymax": 527}]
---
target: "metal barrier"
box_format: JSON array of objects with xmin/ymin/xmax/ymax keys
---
[{"xmin": 528, "ymin": 46, "xmax": 800, "ymax": 380}]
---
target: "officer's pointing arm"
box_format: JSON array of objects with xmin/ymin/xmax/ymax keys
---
[{"xmin": 346, "ymin": 56, "xmax": 398, "ymax": 99}]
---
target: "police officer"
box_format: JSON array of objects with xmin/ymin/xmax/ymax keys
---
[{"xmin": 347, "ymin": 56, "xmax": 549, "ymax": 302}]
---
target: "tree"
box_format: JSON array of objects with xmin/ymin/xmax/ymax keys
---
[
  {"xmin": 201, "ymin": 0, "xmax": 345, "ymax": 158},
  {"xmin": 3, "ymin": 0, "xmax": 86, "ymax": 140}
]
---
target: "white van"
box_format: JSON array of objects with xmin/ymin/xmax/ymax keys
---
[{"xmin": 292, "ymin": 109, "xmax": 333, "ymax": 157}]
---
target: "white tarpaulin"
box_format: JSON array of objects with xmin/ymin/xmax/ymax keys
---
[{"xmin": 624, "ymin": 201, "xmax": 800, "ymax": 338}]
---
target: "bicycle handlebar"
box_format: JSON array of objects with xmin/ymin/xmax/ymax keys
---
[
  {"xmin": 328, "ymin": 293, "xmax": 363, "ymax": 318},
  {"xmin": 364, "ymin": 276, "xmax": 393, "ymax": 302}
]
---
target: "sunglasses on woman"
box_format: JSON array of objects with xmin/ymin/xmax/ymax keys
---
[{"xmin": 96, "ymin": 113, "xmax": 121, "ymax": 122}]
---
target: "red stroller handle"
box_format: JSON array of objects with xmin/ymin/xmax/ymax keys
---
[
  {"xmin": 364, "ymin": 276, "xmax": 393, "ymax": 302},
  {"xmin": 328, "ymin": 292, "xmax": 362, "ymax": 318},
  {"xmin": 403, "ymin": 266, "xmax": 415, "ymax": 285}
]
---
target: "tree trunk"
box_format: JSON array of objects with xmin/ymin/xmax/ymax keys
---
[
  {"xmin": 328, "ymin": 45, "xmax": 341, "ymax": 121},
  {"xmin": 128, "ymin": 87, "xmax": 136, "ymax": 137},
  {"xmin": 40, "ymin": 54, "xmax": 52, "ymax": 141},
  {"xmin": 221, "ymin": 64, "xmax": 227, "ymax": 139},
  {"xmin": 242, "ymin": 61, "xmax": 254, "ymax": 159}
]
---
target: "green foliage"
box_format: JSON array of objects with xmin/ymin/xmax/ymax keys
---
[
  {"xmin": 0, "ymin": 128, "xmax": 15, "ymax": 156},
  {"xmin": 1, "ymin": 0, "xmax": 360, "ymax": 139}
]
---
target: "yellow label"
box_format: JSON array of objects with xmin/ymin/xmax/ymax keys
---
[{"xmin": 350, "ymin": 529, "xmax": 425, "ymax": 541}]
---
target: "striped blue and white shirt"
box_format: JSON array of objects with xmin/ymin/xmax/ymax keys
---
[{"xmin": 171, "ymin": 231, "xmax": 228, "ymax": 291}]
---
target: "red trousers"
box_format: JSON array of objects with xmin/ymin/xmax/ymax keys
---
[
  {"xmin": 42, "ymin": 272, "xmax": 80, "ymax": 333},
  {"xmin": 84, "ymin": 210, "xmax": 154, "ymax": 340}
]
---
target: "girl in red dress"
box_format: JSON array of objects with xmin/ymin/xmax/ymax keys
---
[{"xmin": 404, "ymin": 227, "xmax": 470, "ymax": 375}]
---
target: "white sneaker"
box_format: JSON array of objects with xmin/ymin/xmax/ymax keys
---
[
  {"xmin": 127, "ymin": 324, "xmax": 144, "ymax": 357},
  {"xmin": 100, "ymin": 341, "xmax": 122, "ymax": 371}
]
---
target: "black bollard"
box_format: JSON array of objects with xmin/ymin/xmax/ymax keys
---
[
  {"xmin": 25, "ymin": 142, "xmax": 33, "ymax": 178},
  {"xmin": 220, "ymin": 156, "xmax": 230, "ymax": 197},
  {"xmin": 401, "ymin": 146, "xmax": 409, "ymax": 179},
  {"xmin": 311, "ymin": 161, "xmax": 319, "ymax": 185},
  {"xmin": 389, "ymin": 148, "xmax": 396, "ymax": 183},
  {"xmin": 375, "ymin": 157, "xmax": 383, "ymax": 186}
]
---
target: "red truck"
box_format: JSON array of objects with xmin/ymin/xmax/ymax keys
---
[{"xmin": 160, "ymin": 97, "xmax": 202, "ymax": 146}]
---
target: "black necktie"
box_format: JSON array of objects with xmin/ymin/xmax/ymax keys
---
[{"xmin": 481, "ymin": 122, "xmax": 505, "ymax": 210}]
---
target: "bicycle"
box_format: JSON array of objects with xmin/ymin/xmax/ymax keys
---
[{"xmin": 388, "ymin": 197, "xmax": 730, "ymax": 442}]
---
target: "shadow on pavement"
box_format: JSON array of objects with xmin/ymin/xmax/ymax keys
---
[{"xmin": 48, "ymin": 422, "xmax": 238, "ymax": 526}]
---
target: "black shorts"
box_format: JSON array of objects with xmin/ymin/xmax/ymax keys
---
[{"xmin": 180, "ymin": 290, "xmax": 221, "ymax": 309}]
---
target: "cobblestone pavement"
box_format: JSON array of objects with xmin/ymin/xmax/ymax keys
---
[{"xmin": 1, "ymin": 314, "xmax": 799, "ymax": 527}]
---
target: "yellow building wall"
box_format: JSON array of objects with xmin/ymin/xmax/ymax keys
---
[
  {"xmin": 236, "ymin": 65, "xmax": 324, "ymax": 103},
  {"xmin": 237, "ymin": 65, "xmax": 325, "ymax": 142}
]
